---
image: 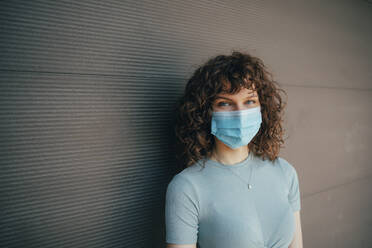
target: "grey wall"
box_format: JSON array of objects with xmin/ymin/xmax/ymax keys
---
[{"xmin": 1, "ymin": 0, "xmax": 371, "ymax": 247}]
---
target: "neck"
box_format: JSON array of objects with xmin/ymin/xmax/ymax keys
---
[{"xmin": 210, "ymin": 139, "xmax": 250, "ymax": 165}]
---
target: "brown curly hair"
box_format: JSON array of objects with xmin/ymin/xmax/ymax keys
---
[{"xmin": 173, "ymin": 50, "xmax": 288, "ymax": 170}]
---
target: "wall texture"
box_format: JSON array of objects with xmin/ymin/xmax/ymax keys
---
[{"xmin": 1, "ymin": 0, "xmax": 371, "ymax": 247}]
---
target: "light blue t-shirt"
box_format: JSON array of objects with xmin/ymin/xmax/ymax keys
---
[{"xmin": 165, "ymin": 152, "xmax": 301, "ymax": 248}]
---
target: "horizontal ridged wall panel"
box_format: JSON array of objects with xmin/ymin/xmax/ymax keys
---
[
  {"xmin": 0, "ymin": 0, "xmax": 265, "ymax": 77},
  {"xmin": 0, "ymin": 0, "xmax": 264, "ymax": 246},
  {"xmin": 5, "ymin": 0, "xmax": 371, "ymax": 247},
  {"xmin": 0, "ymin": 71, "xmax": 178, "ymax": 247}
]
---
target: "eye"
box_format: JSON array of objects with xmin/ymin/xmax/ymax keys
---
[
  {"xmin": 246, "ymin": 100, "xmax": 256, "ymax": 104},
  {"xmin": 217, "ymin": 101, "xmax": 230, "ymax": 106}
]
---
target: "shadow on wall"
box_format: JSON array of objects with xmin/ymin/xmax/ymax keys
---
[{"xmin": 113, "ymin": 35, "xmax": 192, "ymax": 248}]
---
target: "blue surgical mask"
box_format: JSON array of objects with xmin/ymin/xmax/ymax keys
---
[{"xmin": 211, "ymin": 106, "xmax": 262, "ymax": 149}]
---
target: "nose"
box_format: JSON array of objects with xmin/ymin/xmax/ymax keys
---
[{"xmin": 235, "ymin": 103, "xmax": 246, "ymax": 111}]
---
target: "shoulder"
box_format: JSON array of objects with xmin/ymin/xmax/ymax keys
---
[
  {"xmin": 173, "ymin": 160, "xmax": 206, "ymax": 183},
  {"xmin": 166, "ymin": 168, "xmax": 198, "ymax": 196},
  {"xmin": 166, "ymin": 173, "xmax": 190, "ymax": 193},
  {"xmin": 274, "ymin": 156, "xmax": 300, "ymax": 183},
  {"xmin": 165, "ymin": 170, "xmax": 201, "ymax": 214},
  {"xmin": 275, "ymin": 156, "xmax": 297, "ymax": 173},
  {"xmin": 166, "ymin": 161, "xmax": 205, "ymax": 198}
]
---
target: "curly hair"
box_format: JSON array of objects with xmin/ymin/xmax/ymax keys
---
[{"xmin": 173, "ymin": 50, "xmax": 288, "ymax": 170}]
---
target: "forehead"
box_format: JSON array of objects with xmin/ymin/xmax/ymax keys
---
[
  {"xmin": 217, "ymin": 86, "xmax": 257, "ymax": 96},
  {"xmin": 219, "ymin": 78, "xmax": 256, "ymax": 93}
]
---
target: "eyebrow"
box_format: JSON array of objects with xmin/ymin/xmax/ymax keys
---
[{"xmin": 215, "ymin": 93, "xmax": 258, "ymax": 100}]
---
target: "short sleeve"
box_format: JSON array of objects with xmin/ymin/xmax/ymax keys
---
[
  {"xmin": 278, "ymin": 157, "xmax": 301, "ymax": 212},
  {"xmin": 165, "ymin": 174, "xmax": 199, "ymax": 244}
]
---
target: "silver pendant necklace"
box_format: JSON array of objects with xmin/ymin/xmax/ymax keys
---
[{"xmin": 212, "ymin": 153, "xmax": 254, "ymax": 190}]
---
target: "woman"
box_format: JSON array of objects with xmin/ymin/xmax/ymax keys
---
[{"xmin": 165, "ymin": 51, "xmax": 303, "ymax": 248}]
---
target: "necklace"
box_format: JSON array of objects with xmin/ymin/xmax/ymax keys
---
[{"xmin": 211, "ymin": 153, "xmax": 254, "ymax": 190}]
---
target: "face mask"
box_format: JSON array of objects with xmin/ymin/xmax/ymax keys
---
[{"xmin": 211, "ymin": 106, "xmax": 262, "ymax": 149}]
